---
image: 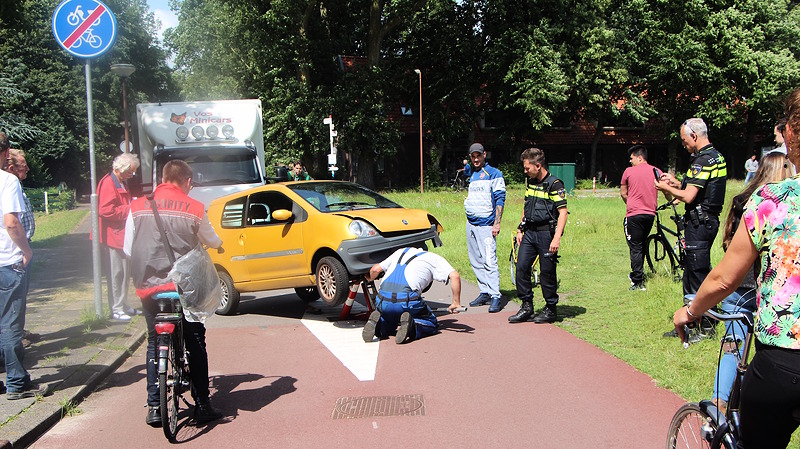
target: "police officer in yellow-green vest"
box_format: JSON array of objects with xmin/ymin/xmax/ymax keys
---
[
  {"xmin": 509, "ymin": 147, "xmax": 568, "ymax": 324},
  {"xmin": 656, "ymin": 118, "xmax": 726, "ymax": 339}
]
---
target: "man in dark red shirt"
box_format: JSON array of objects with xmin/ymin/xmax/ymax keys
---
[{"xmin": 620, "ymin": 145, "xmax": 658, "ymax": 291}]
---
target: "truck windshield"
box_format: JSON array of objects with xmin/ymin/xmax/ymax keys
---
[
  {"xmin": 288, "ymin": 182, "xmax": 401, "ymax": 212},
  {"xmin": 155, "ymin": 147, "xmax": 262, "ymax": 187}
]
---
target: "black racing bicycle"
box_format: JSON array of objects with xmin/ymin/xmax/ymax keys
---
[
  {"xmin": 153, "ymin": 291, "xmax": 192, "ymax": 442},
  {"xmin": 665, "ymin": 307, "xmax": 754, "ymax": 449},
  {"xmin": 645, "ymin": 201, "xmax": 686, "ymax": 281}
]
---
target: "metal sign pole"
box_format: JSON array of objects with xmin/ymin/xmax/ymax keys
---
[{"xmin": 85, "ymin": 60, "xmax": 104, "ymax": 317}]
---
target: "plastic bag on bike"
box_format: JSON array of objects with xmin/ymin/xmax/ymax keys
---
[{"xmin": 168, "ymin": 244, "xmax": 222, "ymax": 323}]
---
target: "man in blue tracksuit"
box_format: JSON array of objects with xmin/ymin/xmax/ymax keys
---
[
  {"xmin": 362, "ymin": 247, "xmax": 462, "ymax": 344},
  {"xmin": 463, "ymin": 143, "xmax": 506, "ymax": 313}
]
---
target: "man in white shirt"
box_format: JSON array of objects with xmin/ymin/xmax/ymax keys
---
[
  {"xmin": 363, "ymin": 247, "xmax": 462, "ymax": 344},
  {"xmin": 0, "ymin": 133, "xmax": 46, "ymax": 400}
]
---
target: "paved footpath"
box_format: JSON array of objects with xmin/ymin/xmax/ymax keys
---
[
  {"xmin": 2, "ymin": 205, "xmax": 685, "ymax": 447},
  {"xmin": 0, "ymin": 207, "xmax": 146, "ymax": 447}
]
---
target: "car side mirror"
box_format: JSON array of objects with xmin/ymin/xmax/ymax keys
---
[{"xmin": 272, "ymin": 209, "xmax": 293, "ymax": 221}]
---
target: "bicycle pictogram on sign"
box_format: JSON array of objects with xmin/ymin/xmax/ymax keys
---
[{"xmin": 52, "ymin": 0, "xmax": 117, "ymax": 59}]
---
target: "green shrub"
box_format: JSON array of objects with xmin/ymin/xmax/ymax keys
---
[
  {"xmin": 25, "ymin": 187, "xmax": 76, "ymax": 213},
  {"xmin": 498, "ymin": 161, "xmax": 525, "ymax": 185},
  {"xmin": 575, "ymin": 178, "xmax": 613, "ymax": 190}
]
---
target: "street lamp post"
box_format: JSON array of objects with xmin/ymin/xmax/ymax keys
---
[
  {"xmin": 414, "ymin": 69, "xmax": 423, "ymax": 193},
  {"xmin": 110, "ymin": 63, "xmax": 136, "ymax": 153}
]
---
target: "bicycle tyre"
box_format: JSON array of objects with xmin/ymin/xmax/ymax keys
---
[
  {"xmin": 159, "ymin": 335, "xmax": 180, "ymax": 442},
  {"xmin": 666, "ymin": 403, "xmax": 721, "ymax": 449},
  {"xmin": 646, "ymin": 234, "xmax": 677, "ymax": 277}
]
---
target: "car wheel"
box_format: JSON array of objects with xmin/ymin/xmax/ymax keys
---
[
  {"xmin": 315, "ymin": 256, "xmax": 349, "ymax": 307},
  {"xmin": 215, "ymin": 271, "xmax": 240, "ymax": 315},
  {"xmin": 294, "ymin": 287, "xmax": 319, "ymax": 303}
]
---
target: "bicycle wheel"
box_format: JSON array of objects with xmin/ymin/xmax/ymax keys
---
[
  {"xmin": 666, "ymin": 403, "xmax": 720, "ymax": 449},
  {"xmin": 159, "ymin": 334, "xmax": 180, "ymax": 442},
  {"xmin": 646, "ymin": 234, "xmax": 677, "ymax": 277}
]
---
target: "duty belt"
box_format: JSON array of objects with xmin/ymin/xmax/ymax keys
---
[{"xmin": 525, "ymin": 222, "xmax": 552, "ymax": 232}]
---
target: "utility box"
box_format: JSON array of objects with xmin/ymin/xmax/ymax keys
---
[{"xmin": 549, "ymin": 163, "xmax": 575, "ymax": 193}]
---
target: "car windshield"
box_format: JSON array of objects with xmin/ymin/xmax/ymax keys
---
[
  {"xmin": 155, "ymin": 147, "xmax": 262, "ymax": 186},
  {"xmin": 288, "ymin": 182, "xmax": 401, "ymax": 212}
]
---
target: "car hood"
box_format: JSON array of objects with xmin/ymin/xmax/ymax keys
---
[{"xmin": 333, "ymin": 208, "xmax": 433, "ymax": 232}]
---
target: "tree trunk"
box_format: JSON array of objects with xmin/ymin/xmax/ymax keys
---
[
  {"xmin": 589, "ymin": 119, "xmax": 603, "ymax": 179},
  {"xmin": 668, "ymin": 140, "xmax": 679, "ymax": 174},
  {"xmin": 357, "ymin": 157, "xmax": 376, "ymax": 189}
]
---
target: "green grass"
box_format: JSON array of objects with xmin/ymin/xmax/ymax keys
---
[
  {"xmin": 32, "ymin": 208, "xmax": 88, "ymax": 247},
  {"xmin": 388, "ymin": 181, "xmax": 742, "ymax": 403}
]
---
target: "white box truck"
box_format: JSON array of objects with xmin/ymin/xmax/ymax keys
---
[{"xmin": 135, "ymin": 99, "xmax": 266, "ymax": 207}]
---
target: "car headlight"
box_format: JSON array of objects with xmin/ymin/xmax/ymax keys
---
[{"xmin": 349, "ymin": 220, "xmax": 378, "ymax": 238}]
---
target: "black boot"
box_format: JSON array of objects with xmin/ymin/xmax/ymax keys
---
[{"xmin": 508, "ymin": 301, "xmax": 534, "ymax": 323}]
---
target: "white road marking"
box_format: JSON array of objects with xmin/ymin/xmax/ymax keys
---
[{"xmin": 301, "ymin": 302, "xmax": 379, "ymax": 381}]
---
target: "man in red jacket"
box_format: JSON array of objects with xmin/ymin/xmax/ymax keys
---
[
  {"xmin": 95, "ymin": 152, "xmax": 139, "ymax": 320},
  {"xmin": 123, "ymin": 160, "xmax": 224, "ymax": 428}
]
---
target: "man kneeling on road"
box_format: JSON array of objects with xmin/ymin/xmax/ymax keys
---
[{"xmin": 362, "ymin": 247, "xmax": 462, "ymax": 344}]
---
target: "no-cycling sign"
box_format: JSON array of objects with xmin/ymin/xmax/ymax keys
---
[{"xmin": 52, "ymin": 0, "xmax": 117, "ymax": 59}]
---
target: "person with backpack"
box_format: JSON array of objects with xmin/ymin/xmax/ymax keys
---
[{"xmin": 362, "ymin": 247, "xmax": 462, "ymax": 344}]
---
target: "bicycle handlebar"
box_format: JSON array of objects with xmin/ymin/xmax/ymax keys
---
[{"xmin": 702, "ymin": 308, "xmax": 755, "ymax": 328}]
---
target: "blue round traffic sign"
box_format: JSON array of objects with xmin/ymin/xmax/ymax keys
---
[{"xmin": 52, "ymin": 0, "xmax": 117, "ymax": 59}]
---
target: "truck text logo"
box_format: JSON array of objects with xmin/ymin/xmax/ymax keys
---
[
  {"xmin": 189, "ymin": 111, "xmax": 233, "ymax": 125},
  {"xmin": 170, "ymin": 112, "xmax": 187, "ymax": 125}
]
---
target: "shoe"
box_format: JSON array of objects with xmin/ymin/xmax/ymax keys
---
[
  {"xmin": 194, "ymin": 401, "xmax": 223, "ymax": 423},
  {"xmin": 396, "ymin": 312, "xmax": 415, "ymax": 344},
  {"xmin": 112, "ymin": 312, "xmax": 132, "ymax": 321},
  {"xmin": 146, "ymin": 406, "xmax": 162, "ymax": 427},
  {"xmin": 663, "ymin": 327, "xmax": 680, "ymax": 338},
  {"xmin": 488, "ymin": 296, "xmax": 503, "ymax": 313},
  {"xmin": 712, "ymin": 398, "xmax": 728, "ymax": 416},
  {"xmin": 362, "ymin": 310, "xmax": 380, "ymax": 343},
  {"xmin": 629, "ymin": 283, "xmax": 646, "ymax": 291},
  {"xmin": 687, "ymin": 327, "xmax": 715, "ymax": 344},
  {"xmin": 532, "ymin": 306, "xmax": 557, "ymax": 324},
  {"xmin": 508, "ymin": 301, "xmax": 534, "ymax": 323},
  {"xmin": 125, "ymin": 307, "xmax": 143, "ymax": 316},
  {"xmin": 469, "ymin": 293, "xmax": 492, "ymax": 307},
  {"xmin": 0, "ymin": 381, "xmax": 5, "ymax": 394},
  {"xmin": 6, "ymin": 382, "xmax": 48, "ymax": 400}
]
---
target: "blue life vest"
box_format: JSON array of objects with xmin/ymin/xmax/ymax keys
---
[{"xmin": 378, "ymin": 248, "xmax": 424, "ymax": 303}]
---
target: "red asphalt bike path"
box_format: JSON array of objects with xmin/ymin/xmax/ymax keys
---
[{"xmin": 30, "ymin": 308, "xmax": 684, "ymax": 448}]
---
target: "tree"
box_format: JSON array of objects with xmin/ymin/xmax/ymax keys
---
[{"xmin": 0, "ymin": 0, "xmax": 177, "ymax": 189}]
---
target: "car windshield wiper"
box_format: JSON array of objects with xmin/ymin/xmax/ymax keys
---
[{"xmin": 325, "ymin": 201, "xmax": 374, "ymax": 210}]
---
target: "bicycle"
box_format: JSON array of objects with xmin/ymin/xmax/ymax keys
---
[
  {"xmin": 645, "ymin": 201, "xmax": 686, "ymax": 280},
  {"xmin": 509, "ymin": 234, "xmax": 539, "ymax": 287},
  {"xmin": 153, "ymin": 291, "xmax": 192, "ymax": 442},
  {"xmin": 665, "ymin": 307, "xmax": 754, "ymax": 449},
  {"xmin": 450, "ymin": 168, "xmax": 469, "ymax": 191}
]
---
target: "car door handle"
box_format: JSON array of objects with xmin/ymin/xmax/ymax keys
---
[{"xmin": 239, "ymin": 233, "xmax": 245, "ymax": 246}]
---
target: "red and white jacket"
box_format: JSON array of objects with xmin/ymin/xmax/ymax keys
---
[{"xmin": 123, "ymin": 182, "xmax": 221, "ymax": 299}]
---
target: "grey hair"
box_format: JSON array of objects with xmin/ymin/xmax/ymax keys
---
[
  {"xmin": 112, "ymin": 152, "xmax": 140, "ymax": 174},
  {"xmin": 682, "ymin": 118, "xmax": 708, "ymax": 138}
]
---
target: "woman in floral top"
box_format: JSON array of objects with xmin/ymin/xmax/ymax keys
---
[{"xmin": 673, "ymin": 87, "xmax": 800, "ymax": 449}]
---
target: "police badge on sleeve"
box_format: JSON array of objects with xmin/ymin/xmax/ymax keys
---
[{"xmin": 557, "ymin": 188, "xmax": 566, "ymax": 199}]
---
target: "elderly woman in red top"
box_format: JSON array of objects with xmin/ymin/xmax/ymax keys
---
[{"xmin": 95, "ymin": 152, "xmax": 140, "ymax": 320}]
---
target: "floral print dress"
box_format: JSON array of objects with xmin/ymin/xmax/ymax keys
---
[{"xmin": 743, "ymin": 175, "xmax": 800, "ymax": 349}]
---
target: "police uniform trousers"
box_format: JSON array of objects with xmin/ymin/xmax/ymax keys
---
[
  {"xmin": 682, "ymin": 215, "xmax": 719, "ymax": 296},
  {"xmin": 515, "ymin": 229, "xmax": 559, "ymax": 306}
]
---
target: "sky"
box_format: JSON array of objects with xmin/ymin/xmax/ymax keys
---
[{"xmin": 145, "ymin": 0, "xmax": 178, "ymax": 44}]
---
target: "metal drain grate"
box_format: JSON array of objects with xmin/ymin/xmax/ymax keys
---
[{"xmin": 331, "ymin": 394, "xmax": 425, "ymax": 419}]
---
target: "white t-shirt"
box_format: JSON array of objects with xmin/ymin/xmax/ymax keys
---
[
  {"xmin": 0, "ymin": 170, "xmax": 26, "ymax": 266},
  {"xmin": 379, "ymin": 247, "xmax": 455, "ymax": 292}
]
